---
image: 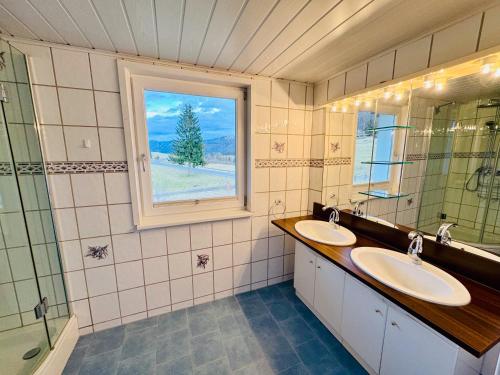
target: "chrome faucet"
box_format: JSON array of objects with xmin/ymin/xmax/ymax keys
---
[
  {"xmin": 322, "ymin": 205, "xmax": 340, "ymax": 226},
  {"xmin": 436, "ymin": 223, "xmax": 457, "ymax": 246},
  {"xmin": 408, "ymin": 231, "xmax": 424, "ymax": 265},
  {"xmin": 353, "ymin": 201, "xmax": 365, "ymax": 216}
]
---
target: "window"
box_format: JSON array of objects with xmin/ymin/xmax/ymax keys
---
[
  {"xmin": 353, "ymin": 111, "xmax": 396, "ymax": 185},
  {"xmin": 119, "ymin": 61, "xmax": 250, "ymax": 228}
]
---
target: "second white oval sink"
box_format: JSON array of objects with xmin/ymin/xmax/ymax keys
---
[
  {"xmin": 351, "ymin": 247, "xmax": 471, "ymax": 306},
  {"xmin": 295, "ymin": 220, "xmax": 356, "ymax": 246}
]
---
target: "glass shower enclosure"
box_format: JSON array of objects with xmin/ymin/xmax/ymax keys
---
[{"xmin": 0, "ymin": 42, "xmax": 69, "ymax": 374}]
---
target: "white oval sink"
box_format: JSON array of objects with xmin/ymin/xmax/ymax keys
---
[
  {"xmin": 350, "ymin": 247, "xmax": 471, "ymax": 306},
  {"xmin": 423, "ymin": 235, "xmax": 500, "ymax": 263},
  {"xmin": 295, "ymin": 220, "xmax": 356, "ymax": 246}
]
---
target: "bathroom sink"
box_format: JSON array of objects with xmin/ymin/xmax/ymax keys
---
[
  {"xmin": 295, "ymin": 220, "xmax": 357, "ymax": 246},
  {"xmin": 423, "ymin": 235, "xmax": 500, "ymax": 263},
  {"xmin": 350, "ymin": 247, "xmax": 471, "ymax": 306},
  {"xmin": 365, "ymin": 215, "xmax": 396, "ymax": 228}
]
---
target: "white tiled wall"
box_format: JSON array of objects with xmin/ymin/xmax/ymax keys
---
[{"xmin": 12, "ymin": 40, "xmax": 313, "ymax": 333}]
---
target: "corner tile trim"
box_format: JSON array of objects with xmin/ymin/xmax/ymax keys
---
[{"xmin": 254, "ymin": 158, "xmax": 351, "ymax": 168}]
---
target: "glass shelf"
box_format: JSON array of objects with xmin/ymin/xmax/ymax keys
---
[
  {"xmin": 366, "ymin": 125, "xmax": 414, "ymax": 132},
  {"xmin": 361, "ymin": 161, "xmax": 414, "ymax": 165},
  {"xmin": 358, "ymin": 190, "xmax": 410, "ymax": 199}
]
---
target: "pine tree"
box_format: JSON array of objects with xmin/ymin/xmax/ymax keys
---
[{"xmin": 169, "ymin": 104, "xmax": 205, "ymax": 169}]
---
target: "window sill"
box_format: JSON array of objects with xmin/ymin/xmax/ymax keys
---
[{"xmin": 136, "ymin": 208, "xmax": 252, "ymax": 229}]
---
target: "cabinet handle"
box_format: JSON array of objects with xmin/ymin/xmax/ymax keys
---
[
  {"xmin": 317, "ymin": 266, "xmax": 321, "ymax": 269},
  {"xmin": 375, "ymin": 309, "xmax": 383, "ymax": 316},
  {"xmin": 391, "ymin": 321, "xmax": 400, "ymax": 329},
  {"xmin": 309, "ymin": 260, "xmax": 314, "ymax": 264}
]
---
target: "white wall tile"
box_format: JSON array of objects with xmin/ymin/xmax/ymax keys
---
[
  {"xmin": 170, "ymin": 276, "xmax": 193, "ymax": 304},
  {"xmin": 115, "ymin": 260, "xmax": 144, "ymax": 291},
  {"xmin": 166, "ymin": 225, "xmax": 191, "ymax": 254},
  {"xmin": 104, "ymin": 173, "xmax": 131, "ymax": 204},
  {"xmin": 190, "ymin": 222, "xmax": 211, "ymax": 250},
  {"xmin": 193, "ymin": 272, "xmax": 213, "ymax": 298},
  {"xmin": 95, "ymin": 91, "xmax": 123, "ymax": 127},
  {"xmin": 32, "ymin": 86, "xmax": 61, "ymax": 124},
  {"xmin": 65, "ymin": 270, "xmax": 88, "ymax": 301},
  {"xmin": 47, "ymin": 175, "xmax": 74, "ymax": 208},
  {"xmin": 213, "ymin": 244, "xmax": 232, "ymax": 270},
  {"xmin": 253, "ymin": 79, "xmax": 271, "ymax": 106},
  {"xmin": 112, "ymin": 232, "xmax": 141, "ymax": 263},
  {"xmin": 251, "ymin": 260, "xmax": 267, "ymax": 283},
  {"xmin": 99, "ymin": 128, "xmax": 126, "ymax": 161},
  {"xmin": 76, "ymin": 206, "xmax": 110, "ymax": 238},
  {"xmin": 108, "ymin": 204, "xmax": 134, "ymax": 234},
  {"xmin": 271, "ymin": 80, "xmax": 289, "ymax": 108},
  {"xmin": 143, "ymin": 256, "xmax": 169, "ymax": 284},
  {"xmin": 89, "ymin": 293, "xmax": 120, "ymax": 324},
  {"xmin": 145, "ymin": 281, "xmax": 170, "ymax": 309},
  {"xmin": 168, "ymin": 252, "xmax": 192, "ymax": 279},
  {"xmin": 59, "ymin": 240, "xmax": 83, "ymax": 272},
  {"xmin": 212, "ymin": 220, "xmax": 232, "ymax": 246},
  {"xmin": 64, "ymin": 126, "xmax": 100, "ymax": 161},
  {"xmin": 119, "ymin": 287, "xmax": 146, "ymax": 316},
  {"xmin": 70, "ymin": 299, "xmax": 92, "ymax": 327},
  {"xmin": 289, "ymin": 83, "xmax": 306, "ymax": 110},
  {"xmin": 214, "ymin": 268, "xmax": 232, "ymax": 292},
  {"xmin": 232, "ymin": 218, "xmax": 251, "ymax": 243},
  {"xmin": 140, "ymin": 229, "xmax": 167, "ymax": 258},
  {"xmin": 268, "ymin": 235, "xmax": 284, "ymax": 258},
  {"xmin": 53, "ymin": 208, "xmax": 79, "ymax": 241},
  {"xmin": 12, "ymin": 42, "xmax": 55, "ymax": 85},
  {"xmin": 85, "ymin": 265, "xmax": 117, "ymax": 297},
  {"xmin": 52, "ymin": 48, "xmax": 92, "ymax": 89},
  {"xmin": 40, "ymin": 126, "xmax": 66, "ymax": 161},
  {"xmin": 71, "ymin": 173, "xmax": 106, "ymax": 206},
  {"xmin": 251, "ymin": 216, "xmax": 268, "ymax": 240},
  {"xmin": 89, "ymin": 54, "xmax": 119, "ymax": 92},
  {"xmin": 251, "ymin": 238, "xmax": 268, "ymax": 262},
  {"xmin": 233, "ymin": 264, "xmax": 251, "ymax": 287},
  {"xmin": 233, "ymin": 241, "xmax": 251, "ymax": 265},
  {"xmin": 192, "ymin": 248, "xmax": 213, "ymax": 274},
  {"xmin": 58, "ymin": 88, "xmax": 96, "ymax": 126},
  {"xmin": 268, "ymin": 256, "xmax": 283, "ymax": 279}
]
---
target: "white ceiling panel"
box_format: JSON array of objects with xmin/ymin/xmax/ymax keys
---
[
  {"xmin": 229, "ymin": 0, "xmax": 309, "ymax": 72},
  {"xmin": 244, "ymin": 0, "xmax": 342, "ymax": 75},
  {"xmin": 60, "ymin": 0, "xmax": 115, "ymax": 51},
  {"xmin": 196, "ymin": 0, "xmax": 246, "ymax": 67},
  {"xmin": 155, "ymin": 0, "xmax": 184, "ymax": 61},
  {"xmin": 1, "ymin": 0, "xmax": 66, "ymax": 43},
  {"xmin": 213, "ymin": 0, "xmax": 279, "ymax": 69},
  {"xmin": 122, "ymin": 0, "xmax": 157, "ymax": 57},
  {"xmin": 179, "ymin": 0, "xmax": 216, "ymax": 64},
  {"xmin": 91, "ymin": 0, "xmax": 137, "ymax": 55},
  {"xmin": 0, "ymin": 0, "xmax": 496, "ymax": 83},
  {"xmin": 28, "ymin": 0, "xmax": 92, "ymax": 48}
]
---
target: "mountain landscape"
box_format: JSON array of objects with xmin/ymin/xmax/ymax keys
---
[{"xmin": 149, "ymin": 135, "xmax": 236, "ymax": 155}]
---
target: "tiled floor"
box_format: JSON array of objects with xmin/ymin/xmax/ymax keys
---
[{"xmin": 63, "ymin": 281, "xmax": 367, "ymax": 375}]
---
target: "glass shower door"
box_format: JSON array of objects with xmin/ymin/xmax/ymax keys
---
[{"xmin": 0, "ymin": 41, "xmax": 69, "ymax": 374}]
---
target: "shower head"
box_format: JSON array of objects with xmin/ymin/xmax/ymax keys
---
[{"xmin": 434, "ymin": 101, "xmax": 455, "ymax": 114}]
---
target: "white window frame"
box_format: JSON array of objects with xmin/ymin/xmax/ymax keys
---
[{"xmin": 118, "ymin": 60, "xmax": 252, "ymax": 229}]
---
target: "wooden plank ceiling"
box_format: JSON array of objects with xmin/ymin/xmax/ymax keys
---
[{"xmin": 0, "ymin": 0, "xmax": 495, "ymax": 83}]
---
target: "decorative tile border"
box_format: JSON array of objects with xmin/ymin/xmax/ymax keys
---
[
  {"xmin": 46, "ymin": 161, "xmax": 128, "ymax": 174},
  {"xmin": 0, "ymin": 162, "xmax": 12, "ymax": 176},
  {"xmin": 407, "ymin": 152, "xmax": 496, "ymax": 161},
  {"xmin": 16, "ymin": 162, "xmax": 44, "ymax": 175},
  {"xmin": 254, "ymin": 158, "xmax": 351, "ymax": 168}
]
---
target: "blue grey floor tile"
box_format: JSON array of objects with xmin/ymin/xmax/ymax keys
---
[
  {"xmin": 189, "ymin": 312, "xmax": 218, "ymax": 337},
  {"xmin": 117, "ymin": 351, "xmax": 155, "ymax": 375},
  {"xmin": 267, "ymin": 300, "xmax": 298, "ymax": 321},
  {"xmin": 120, "ymin": 328, "xmax": 157, "ymax": 360},
  {"xmin": 223, "ymin": 335, "xmax": 254, "ymax": 371},
  {"xmin": 193, "ymin": 358, "xmax": 231, "ymax": 375},
  {"xmin": 156, "ymin": 329, "xmax": 191, "ymax": 365},
  {"xmin": 63, "ymin": 281, "xmax": 367, "ymax": 375},
  {"xmin": 156, "ymin": 355, "xmax": 193, "ymax": 375},
  {"xmin": 191, "ymin": 331, "xmax": 225, "ymax": 367},
  {"xmin": 78, "ymin": 349, "xmax": 120, "ymax": 375},
  {"xmin": 279, "ymin": 316, "xmax": 315, "ymax": 346},
  {"xmin": 295, "ymin": 338, "xmax": 329, "ymax": 365}
]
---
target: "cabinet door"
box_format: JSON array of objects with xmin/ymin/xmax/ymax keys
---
[
  {"xmin": 380, "ymin": 307, "xmax": 458, "ymax": 375},
  {"xmin": 341, "ymin": 275, "xmax": 387, "ymax": 373},
  {"xmin": 293, "ymin": 241, "xmax": 316, "ymax": 306},
  {"xmin": 313, "ymin": 256, "xmax": 345, "ymax": 333}
]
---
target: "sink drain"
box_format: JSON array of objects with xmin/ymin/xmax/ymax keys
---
[{"xmin": 23, "ymin": 347, "xmax": 41, "ymax": 360}]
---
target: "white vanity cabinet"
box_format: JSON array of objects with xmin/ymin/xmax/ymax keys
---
[
  {"xmin": 293, "ymin": 241, "xmax": 493, "ymax": 375},
  {"xmin": 341, "ymin": 275, "xmax": 388, "ymax": 373},
  {"xmin": 294, "ymin": 241, "xmax": 345, "ymax": 333},
  {"xmin": 380, "ymin": 306, "xmax": 458, "ymax": 375}
]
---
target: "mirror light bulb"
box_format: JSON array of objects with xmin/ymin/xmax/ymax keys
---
[
  {"xmin": 331, "ymin": 104, "xmax": 337, "ymax": 112},
  {"xmin": 423, "ymin": 79, "xmax": 434, "ymax": 89},
  {"xmin": 494, "ymin": 68, "xmax": 500, "ymax": 78},
  {"xmin": 481, "ymin": 63, "xmax": 492, "ymax": 74},
  {"xmin": 354, "ymin": 99, "xmax": 361, "ymax": 106}
]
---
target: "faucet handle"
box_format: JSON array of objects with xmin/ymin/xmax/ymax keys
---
[{"xmin": 408, "ymin": 230, "xmax": 423, "ymax": 240}]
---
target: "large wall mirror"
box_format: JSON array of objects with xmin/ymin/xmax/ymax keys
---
[{"xmin": 329, "ymin": 52, "xmax": 500, "ymax": 261}]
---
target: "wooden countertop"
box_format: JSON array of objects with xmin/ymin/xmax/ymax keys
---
[{"xmin": 272, "ymin": 215, "xmax": 500, "ymax": 357}]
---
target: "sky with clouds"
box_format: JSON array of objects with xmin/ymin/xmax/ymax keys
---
[{"xmin": 144, "ymin": 90, "xmax": 236, "ymax": 141}]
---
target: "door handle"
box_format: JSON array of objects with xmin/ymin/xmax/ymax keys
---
[{"xmin": 140, "ymin": 153, "xmax": 147, "ymax": 172}]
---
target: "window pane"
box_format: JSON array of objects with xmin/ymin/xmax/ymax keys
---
[
  {"xmin": 353, "ymin": 111, "xmax": 395, "ymax": 185},
  {"xmin": 144, "ymin": 90, "xmax": 237, "ymax": 203}
]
